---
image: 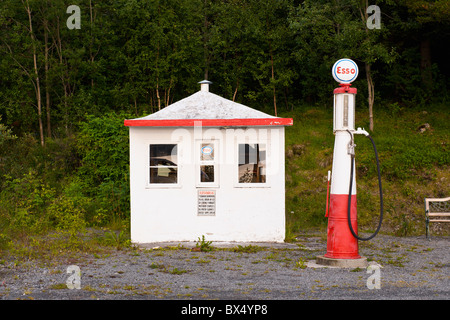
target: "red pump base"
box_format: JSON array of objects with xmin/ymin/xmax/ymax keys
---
[
  {"xmin": 316, "ymin": 194, "xmax": 368, "ymax": 268},
  {"xmin": 325, "ymin": 194, "xmax": 360, "ymax": 259}
]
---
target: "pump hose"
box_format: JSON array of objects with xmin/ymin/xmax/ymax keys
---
[{"xmin": 346, "ymin": 130, "xmax": 383, "ymax": 241}]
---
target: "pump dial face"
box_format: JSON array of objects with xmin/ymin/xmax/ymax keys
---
[{"xmin": 332, "ymin": 59, "xmax": 359, "ymax": 84}]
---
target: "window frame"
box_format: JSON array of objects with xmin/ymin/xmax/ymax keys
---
[
  {"xmin": 235, "ymin": 141, "xmax": 270, "ymax": 188},
  {"xmin": 195, "ymin": 139, "xmax": 219, "ymax": 188},
  {"xmin": 146, "ymin": 142, "xmax": 181, "ymax": 188}
]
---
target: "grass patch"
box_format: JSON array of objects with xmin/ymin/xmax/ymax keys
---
[
  {"xmin": 282, "ymin": 104, "xmax": 449, "ymax": 238},
  {"xmin": 49, "ymin": 283, "xmax": 67, "ymax": 290},
  {"xmin": 232, "ymin": 245, "xmax": 265, "ymax": 253}
]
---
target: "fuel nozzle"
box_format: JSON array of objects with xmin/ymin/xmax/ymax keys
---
[
  {"xmin": 348, "ymin": 128, "xmax": 369, "ymax": 155},
  {"xmin": 354, "ymin": 127, "xmax": 369, "ymax": 136}
]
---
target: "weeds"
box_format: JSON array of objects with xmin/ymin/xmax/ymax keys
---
[
  {"xmin": 232, "ymin": 245, "xmax": 265, "ymax": 253},
  {"xmin": 103, "ymin": 230, "xmax": 130, "ymax": 250},
  {"xmin": 49, "ymin": 283, "xmax": 67, "ymax": 290},
  {"xmin": 169, "ymin": 268, "xmax": 188, "ymax": 275},
  {"xmin": 295, "ymin": 258, "xmax": 307, "ymax": 269},
  {"xmin": 149, "ymin": 262, "xmax": 188, "ymax": 275},
  {"xmin": 195, "ymin": 235, "xmax": 214, "ymax": 252}
]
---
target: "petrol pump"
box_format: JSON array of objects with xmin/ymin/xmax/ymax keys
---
[{"xmin": 316, "ymin": 59, "xmax": 383, "ymax": 268}]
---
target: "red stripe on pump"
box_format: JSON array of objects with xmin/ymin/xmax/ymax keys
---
[{"xmin": 324, "ymin": 194, "xmax": 360, "ymax": 259}]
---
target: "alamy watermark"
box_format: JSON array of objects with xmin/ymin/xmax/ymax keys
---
[
  {"xmin": 367, "ymin": 5, "xmax": 381, "ymax": 30},
  {"xmin": 63, "ymin": 263, "xmax": 381, "ymax": 291},
  {"xmin": 66, "ymin": 5, "xmax": 81, "ymax": 30},
  {"xmin": 166, "ymin": 122, "xmax": 284, "ymax": 176},
  {"xmin": 66, "ymin": 4, "xmax": 381, "ymax": 31},
  {"xmin": 366, "ymin": 264, "xmax": 381, "ymax": 289},
  {"xmin": 66, "ymin": 265, "xmax": 81, "ymax": 289}
]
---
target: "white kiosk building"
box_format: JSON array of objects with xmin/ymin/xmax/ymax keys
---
[{"xmin": 124, "ymin": 81, "xmax": 293, "ymax": 243}]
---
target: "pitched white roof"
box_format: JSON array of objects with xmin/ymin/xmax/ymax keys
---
[
  {"xmin": 133, "ymin": 90, "xmax": 276, "ymax": 121},
  {"xmin": 124, "ymin": 81, "xmax": 293, "ymax": 127}
]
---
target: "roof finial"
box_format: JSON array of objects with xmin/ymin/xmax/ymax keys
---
[{"xmin": 198, "ymin": 80, "xmax": 212, "ymax": 92}]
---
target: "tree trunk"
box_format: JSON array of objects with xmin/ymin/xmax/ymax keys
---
[
  {"xmin": 204, "ymin": 69, "xmax": 209, "ymax": 81},
  {"xmin": 269, "ymin": 42, "xmax": 277, "ymax": 117},
  {"xmin": 155, "ymin": 8, "xmax": 161, "ymax": 111},
  {"xmin": 203, "ymin": 0, "xmax": 209, "ymax": 80},
  {"xmin": 24, "ymin": 0, "xmax": 44, "ymax": 146},
  {"xmin": 89, "ymin": 0, "xmax": 98, "ymax": 89},
  {"xmin": 166, "ymin": 78, "xmax": 173, "ymax": 107},
  {"xmin": 366, "ymin": 62, "xmax": 374, "ymax": 132},
  {"xmin": 233, "ymin": 79, "xmax": 239, "ymax": 102},
  {"xmin": 44, "ymin": 20, "xmax": 51, "ymax": 138},
  {"xmin": 360, "ymin": 0, "xmax": 375, "ymax": 132},
  {"xmin": 156, "ymin": 80, "xmax": 161, "ymax": 111},
  {"xmin": 54, "ymin": 16, "xmax": 69, "ymax": 135},
  {"xmin": 420, "ymin": 39, "xmax": 432, "ymax": 93}
]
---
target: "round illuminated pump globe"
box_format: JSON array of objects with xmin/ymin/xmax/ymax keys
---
[{"xmin": 332, "ymin": 59, "xmax": 359, "ymax": 84}]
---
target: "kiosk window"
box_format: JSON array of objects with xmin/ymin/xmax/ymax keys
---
[
  {"xmin": 200, "ymin": 143, "xmax": 215, "ymax": 183},
  {"xmin": 149, "ymin": 144, "xmax": 178, "ymax": 184},
  {"xmin": 238, "ymin": 144, "xmax": 266, "ymax": 183}
]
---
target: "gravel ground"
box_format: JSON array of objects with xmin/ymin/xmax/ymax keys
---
[{"xmin": 1, "ymin": 232, "xmax": 449, "ymax": 302}]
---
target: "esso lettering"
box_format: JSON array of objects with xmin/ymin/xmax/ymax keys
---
[
  {"xmin": 337, "ymin": 67, "xmax": 355, "ymax": 75},
  {"xmin": 332, "ymin": 59, "xmax": 359, "ymax": 84}
]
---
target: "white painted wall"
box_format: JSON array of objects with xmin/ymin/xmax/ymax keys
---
[{"xmin": 129, "ymin": 125, "xmax": 286, "ymax": 243}]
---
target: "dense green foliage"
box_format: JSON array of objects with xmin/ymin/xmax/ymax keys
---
[
  {"xmin": 1, "ymin": 0, "xmax": 449, "ymax": 136},
  {"xmin": 0, "ymin": 0, "xmax": 449, "ymax": 250}
]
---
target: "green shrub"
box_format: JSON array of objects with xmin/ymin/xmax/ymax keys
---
[
  {"xmin": 47, "ymin": 196, "xmax": 86, "ymax": 236},
  {"xmin": 1, "ymin": 170, "xmax": 57, "ymax": 234},
  {"xmin": 76, "ymin": 112, "xmax": 131, "ymax": 225},
  {"xmin": 195, "ymin": 235, "xmax": 214, "ymax": 252},
  {"xmin": 0, "ymin": 115, "xmax": 16, "ymax": 146},
  {"xmin": 103, "ymin": 230, "xmax": 130, "ymax": 250},
  {"xmin": 76, "ymin": 112, "xmax": 131, "ymax": 190}
]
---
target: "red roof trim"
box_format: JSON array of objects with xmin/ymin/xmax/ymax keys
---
[{"xmin": 124, "ymin": 118, "xmax": 293, "ymax": 127}]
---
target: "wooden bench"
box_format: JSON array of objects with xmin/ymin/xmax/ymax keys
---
[{"xmin": 425, "ymin": 197, "xmax": 450, "ymax": 240}]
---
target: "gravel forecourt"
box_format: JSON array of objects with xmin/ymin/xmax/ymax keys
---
[{"xmin": 1, "ymin": 232, "xmax": 448, "ymax": 306}]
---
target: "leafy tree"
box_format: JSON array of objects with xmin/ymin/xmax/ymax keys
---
[
  {"xmin": 207, "ymin": 0, "xmax": 261, "ymax": 101},
  {"xmin": 249, "ymin": 0, "xmax": 296, "ymax": 116},
  {"xmin": 110, "ymin": 0, "xmax": 203, "ymax": 114},
  {"xmin": 380, "ymin": 0, "xmax": 450, "ymax": 104},
  {"xmin": 0, "ymin": 0, "xmax": 448, "ymax": 137},
  {"xmin": 0, "ymin": 115, "xmax": 17, "ymax": 147},
  {"xmin": 0, "ymin": 0, "xmax": 45, "ymax": 144},
  {"xmin": 289, "ymin": 0, "xmax": 396, "ymax": 130},
  {"xmin": 208, "ymin": 0, "xmax": 295, "ymax": 116}
]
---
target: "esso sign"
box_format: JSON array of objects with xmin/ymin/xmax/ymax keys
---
[
  {"xmin": 332, "ymin": 59, "xmax": 358, "ymax": 84},
  {"xmin": 201, "ymin": 145, "xmax": 213, "ymax": 155}
]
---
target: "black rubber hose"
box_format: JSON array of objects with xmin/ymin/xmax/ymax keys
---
[{"xmin": 347, "ymin": 130, "xmax": 383, "ymax": 241}]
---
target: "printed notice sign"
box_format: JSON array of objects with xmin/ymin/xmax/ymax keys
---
[{"xmin": 198, "ymin": 190, "xmax": 216, "ymax": 216}]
